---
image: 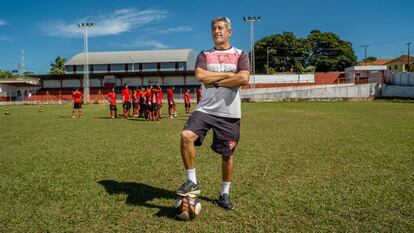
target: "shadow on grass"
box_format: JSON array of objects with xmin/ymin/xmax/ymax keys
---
[{"xmin": 98, "ymin": 180, "xmax": 215, "ymax": 219}]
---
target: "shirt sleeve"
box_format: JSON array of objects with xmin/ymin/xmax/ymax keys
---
[
  {"xmin": 195, "ymin": 52, "xmax": 207, "ymax": 70},
  {"xmin": 237, "ymin": 52, "xmax": 251, "ymax": 72}
]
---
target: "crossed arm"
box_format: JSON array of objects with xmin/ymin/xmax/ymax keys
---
[{"xmin": 195, "ymin": 68, "xmax": 250, "ymax": 88}]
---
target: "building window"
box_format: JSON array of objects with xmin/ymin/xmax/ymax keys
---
[{"xmin": 394, "ymin": 65, "xmax": 398, "ymax": 70}]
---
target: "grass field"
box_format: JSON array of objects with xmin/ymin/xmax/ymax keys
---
[{"xmin": 0, "ymin": 102, "xmax": 413, "ymax": 232}]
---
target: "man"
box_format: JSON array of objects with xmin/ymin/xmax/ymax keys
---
[
  {"xmin": 132, "ymin": 87, "xmax": 140, "ymax": 117},
  {"xmin": 176, "ymin": 16, "xmax": 250, "ymax": 210},
  {"xmin": 106, "ymin": 88, "xmax": 117, "ymax": 119},
  {"xmin": 196, "ymin": 86, "xmax": 202, "ymax": 104},
  {"xmin": 144, "ymin": 85, "xmax": 153, "ymax": 121},
  {"xmin": 150, "ymin": 85, "xmax": 161, "ymax": 121},
  {"xmin": 138, "ymin": 87, "xmax": 145, "ymax": 118},
  {"xmin": 158, "ymin": 88, "xmax": 164, "ymax": 119},
  {"xmin": 167, "ymin": 86, "xmax": 177, "ymax": 118},
  {"xmin": 71, "ymin": 88, "xmax": 84, "ymax": 118},
  {"xmin": 121, "ymin": 84, "xmax": 131, "ymax": 118},
  {"xmin": 184, "ymin": 89, "xmax": 191, "ymax": 114}
]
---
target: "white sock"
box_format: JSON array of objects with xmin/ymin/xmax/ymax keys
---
[
  {"xmin": 221, "ymin": 181, "xmax": 231, "ymax": 195},
  {"xmin": 186, "ymin": 168, "xmax": 197, "ymax": 184}
]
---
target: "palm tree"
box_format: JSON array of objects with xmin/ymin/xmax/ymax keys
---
[{"xmin": 49, "ymin": 56, "xmax": 66, "ymax": 74}]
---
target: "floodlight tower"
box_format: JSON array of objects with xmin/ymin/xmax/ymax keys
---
[
  {"xmin": 243, "ymin": 16, "xmax": 261, "ymax": 91},
  {"xmin": 77, "ymin": 22, "xmax": 94, "ymax": 103}
]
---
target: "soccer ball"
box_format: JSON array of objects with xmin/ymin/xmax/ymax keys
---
[
  {"xmin": 175, "ymin": 194, "xmax": 201, "ymax": 221},
  {"xmin": 173, "ymin": 111, "xmax": 178, "ymax": 118}
]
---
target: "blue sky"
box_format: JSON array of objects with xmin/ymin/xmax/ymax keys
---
[{"xmin": 0, "ymin": 0, "xmax": 413, "ymax": 74}]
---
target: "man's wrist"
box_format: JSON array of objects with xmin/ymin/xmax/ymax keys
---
[{"xmin": 214, "ymin": 81, "xmax": 219, "ymax": 88}]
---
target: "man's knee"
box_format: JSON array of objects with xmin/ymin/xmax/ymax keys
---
[{"xmin": 181, "ymin": 130, "xmax": 197, "ymax": 144}]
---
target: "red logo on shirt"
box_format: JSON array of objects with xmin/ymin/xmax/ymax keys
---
[{"xmin": 218, "ymin": 54, "xmax": 230, "ymax": 63}]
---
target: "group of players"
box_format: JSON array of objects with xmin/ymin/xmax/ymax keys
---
[{"xmin": 71, "ymin": 84, "xmax": 202, "ymax": 120}]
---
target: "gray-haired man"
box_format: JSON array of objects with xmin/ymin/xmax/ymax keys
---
[{"xmin": 176, "ymin": 16, "xmax": 250, "ymax": 210}]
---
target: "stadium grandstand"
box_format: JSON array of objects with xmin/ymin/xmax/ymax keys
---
[{"xmin": 30, "ymin": 49, "xmax": 199, "ymax": 101}]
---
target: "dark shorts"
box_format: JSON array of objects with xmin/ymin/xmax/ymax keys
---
[
  {"xmin": 152, "ymin": 103, "xmax": 159, "ymax": 110},
  {"xmin": 109, "ymin": 105, "xmax": 117, "ymax": 111},
  {"xmin": 74, "ymin": 103, "xmax": 82, "ymax": 109},
  {"xmin": 183, "ymin": 111, "xmax": 240, "ymax": 157},
  {"xmin": 185, "ymin": 103, "xmax": 191, "ymax": 108},
  {"xmin": 168, "ymin": 100, "xmax": 175, "ymax": 108},
  {"xmin": 133, "ymin": 101, "xmax": 139, "ymax": 109},
  {"xmin": 147, "ymin": 104, "xmax": 153, "ymax": 112},
  {"xmin": 123, "ymin": 101, "xmax": 131, "ymax": 110}
]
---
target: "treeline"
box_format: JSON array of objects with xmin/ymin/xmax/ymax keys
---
[{"xmin": 254, "ymin": 30, "xmax": 357, "ymax": 73}]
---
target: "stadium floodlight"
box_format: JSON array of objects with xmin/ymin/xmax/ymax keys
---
[
  {"xmin": 77, "ymin": 22, "xmax": 94, "ymax": 103},
  {"xmin": 243, "ymin": 16, "xmax": 261, "ymax": 93}
]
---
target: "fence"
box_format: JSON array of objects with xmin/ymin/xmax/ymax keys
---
[{"xmin": 241, "ymin": 83, "xmax": 382, "ymax": 101}]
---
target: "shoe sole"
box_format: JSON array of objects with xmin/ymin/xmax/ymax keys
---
[{"xmin": 176, "ymin": 190, "xmax": 200, "ymax": 197}]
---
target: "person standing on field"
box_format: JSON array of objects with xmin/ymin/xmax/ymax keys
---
[{"xmin": 176, "ymin": 16, "xmax": 250, "ymax": 211}]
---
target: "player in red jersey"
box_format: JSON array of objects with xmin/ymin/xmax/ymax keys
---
[
  {"xmin": 167, "ymin": 86, "xmax": 177, "ymax": 118},
  {"xmin": 106, "ymin": 88, "xmax": 117, "ymax": 119},
  {"xmin": 196, "ymin": 86, "xmax": 202, "ymax": 104},
  {"xmin": 151, "ymin": 85, "xmax": 161, "ymax": 121},
  {"xmin": 71, "ymin": 88, "xmax": 83, "ymax": 118},
  {"xmin": 184, "ymin": 89, "xmax": 191, "ymax": 114},
  {"xmin": 132, "ymin": 87, "xmax": 140, "ymax": 117},
  {"xmin": 137, "ymin": 87, "xmax": 145, "ymax": 118},
  {"xmin": 144, "ymin": 86, "xmax": 153, "ymax": 120},
  {"xmin": 158, "ymin": 87, "xmax": 164, "ymax": 119},
  {"xmin": 121, "ymin": 84, "xmax": 131, "ymax": 118}
]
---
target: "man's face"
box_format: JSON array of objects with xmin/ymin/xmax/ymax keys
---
[{"xmin": 211, "ymin": 21, "xmax": 232, "ymax": 46}]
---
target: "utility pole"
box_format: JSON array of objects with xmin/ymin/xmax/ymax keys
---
[
  {"xmin": 408, "ymin": 42, "xmax": 411, "ymax": 72},
  {"xmin": 360, "ymin": 45, "xmax": 368, "ymax": 66}
]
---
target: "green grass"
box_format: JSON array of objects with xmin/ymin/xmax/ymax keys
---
[{"xmin": 0, "ymin": 102, "xmax": 413, "ymax": 232}]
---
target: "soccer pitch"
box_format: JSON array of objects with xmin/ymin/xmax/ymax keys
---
[{"xmin": 0, "ymin": 102, "xmax": 413, "ymax": 232}]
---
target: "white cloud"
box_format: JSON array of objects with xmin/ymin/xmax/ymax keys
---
[
  {"xmin": 40, "ymin": 8, "xmax": 168, "ymax": 38},
  {"xmin": 0, "ymin": 19, "xmax": 6, "ymax": 26},
  {"xmin": 0, "ymin": 36, "xmax": 11, "ymax": 41},
  {"xmin": 155, "ymin": 26, "xmax": 193, "ymax": 34},
  {"xmin": 112, "ymin": 39, "xmax": 169, "ymax": 49}
]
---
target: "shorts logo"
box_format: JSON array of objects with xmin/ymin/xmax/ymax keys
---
[{"xmin": 228, "ymin": 140, "xmax": 238, "ymax": 150}]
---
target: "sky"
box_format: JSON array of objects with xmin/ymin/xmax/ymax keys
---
[{"xmin": 0, "ymin": 0, "xmax": 413, "ymax": 74}]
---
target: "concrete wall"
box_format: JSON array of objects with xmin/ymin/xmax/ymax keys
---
[
  {"xmin": 389, "ymin": 72, "xmax": 414, "ymax": 86},
  {"xmin": 241, "ymin": 83, "xmax": 380, "ymax": 101},
  {"xmin": 252, "ymin": 74, "xmax": 315, "ymax": 84},
  {"xmin": 382, "ymin": 85, "xmax": 414, "ymax": 98}
]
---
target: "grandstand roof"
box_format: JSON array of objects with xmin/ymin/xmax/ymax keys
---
[{"xmin": 66, "ymin": 49, "xmax": 196, "ymax": 65}]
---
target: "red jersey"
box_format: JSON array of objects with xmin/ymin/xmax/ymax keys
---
[
  {"xmin": 72, "ymin": 90, "xmax": 83, "ymax": 104},
  {"xmin": 121, "ymin": 88, "xmax": 131, "ymax": 102},
  {"xmin": 167, "ymin": 89, "xmax": 174, "ymax": 102},
  {"xmin": 107, "ymin": 92, "xmax": 117, "ymax": 105},
  {"xmin": 159, "ymin": 91, "xmax": 164, "ymax": 104},
  {"xmin": 133, "ymin": 90, "xmax": 139, "ymax": 101},
  {"xmin": 184, "ymin": 92, "xmax": 190, "ymax": 104},
  {"xmin": 151, "ymin": 88, "xmax": 161, "ymax": 104},
  {"xmin": 144, "ymin": 89, "xmax": 152, "ymax": 104}
]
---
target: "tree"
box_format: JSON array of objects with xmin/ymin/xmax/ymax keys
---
[
  {"xmin": 255, "ymin": 32, "xmax": 309, "ymax": 73},
  {"xmin": 306, "ymin": 30, "xmax": 356, "ymax": 72},
  {"xmin": 0, "ymin": 70, "xmax": 13, "ymax": 79},
  {"xmin": 49, "ymin": 56, "xmax": 66, "ymax": 74},
  {"xmin": 361, "ymin": 56, "xmax": 377, "ymax": 63},
  {"xmin": 253, "ymin": 30, "xmax": 357, "ymax": 73}
]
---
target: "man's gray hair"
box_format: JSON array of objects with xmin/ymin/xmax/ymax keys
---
[{"xmin": 211, "ymin": 16, "xmax": 232, "ymax": 30}]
